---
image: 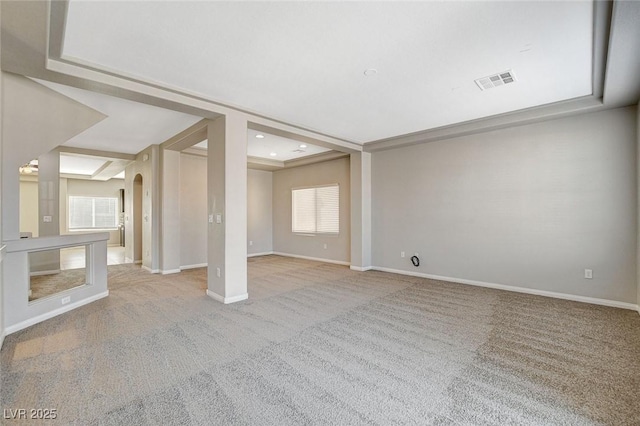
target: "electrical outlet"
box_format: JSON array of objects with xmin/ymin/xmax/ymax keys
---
[
  {"xmin": 584, "ymin": 269, "xmax": 593, "ymax": 279},
  {"xmin": 323, "ymin": 244, "xmax": 327, "ymax": 249},
  {"xmin": 61, "ymin": 296, "xmax": 70, "ymax": 305},
  {"xmin": 249, "ymin": 240, "xmax": 253, "ymax": 246},
  {"xmin": 401, "ymin": 251, "xmax": 405, "ymax": 258},
  {"xmin": 216, "ymin": 267, "xmax": 221, "ymax": 278}
]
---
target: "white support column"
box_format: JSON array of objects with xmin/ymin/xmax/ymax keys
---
[
  {"xmin": 32, "ymin": 149, "xmax": 61, "ymax": 273},
  {"xmin": 207, "ymin": 114, "xmax": 248, "ymax": 303},
  {"xmin": 350, "ymin": 151, "xmax": 372, "ymax": 271},
  {"xmin": 160, "ymin": 148, "xmax": 181, "ymax": 274},
  {"xmin": 37, "ymin": 149, "xmax": 60, "ymax": 238}
]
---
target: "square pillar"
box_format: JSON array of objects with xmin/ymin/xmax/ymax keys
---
[
  {"xmin": 207, "ymin": 114, "xmax": 248, "ymax": 303},
  {"xmin": 350, "ymin": 151, "xmax": 372, "ymax": 271}
]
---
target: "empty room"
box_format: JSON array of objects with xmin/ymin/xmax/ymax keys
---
[{"xmin": 1, "ymin": 1, "xmax": 639, "ymax": 425}]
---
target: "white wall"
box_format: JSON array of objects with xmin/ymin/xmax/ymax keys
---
[
  {"xmin": 372, "ymin": 107, "xmax": 637, "ymax": 304},
  {"xmin": 273, "ymin": 157, "xmax": 350, "ymax": 263},
  {"xmin": 248, "ymin": 169, "xmax": 273, "ymax": 255},
  {"xmin": 61, "ymin": 178, "xmax": 124, "ymax": 245},
  {"xmin": 124, "ymin": 146, "xmax": 159, "ymax": 270},
  {"xmin": 179, "ymin": 153, "xmax": 207, "ymax": 268},
  {"xmin": 19, "ymin": 178, "xmax": 39, "ymax": 237},
  {"xmin": 20, "ymin": 177, "xmax": 124, "ymax": 244},
  {"xmin": 637, "ymin": 101, "xmax": 640, "ymax": 310}
]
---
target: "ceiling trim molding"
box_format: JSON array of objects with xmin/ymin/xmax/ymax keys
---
[
  {"xmin": 161, "ymin": 119, "xmax": 209, "ymax": 152},
  {"xmin": 364, "ymin": 96, "xmax": 605, "ymax": 152},
  {"xmin": 90, "ymin": 160, "xmax": 112, "ymax": 179},
  {"xmin": 58, "ymin": 146, "xmax": 136, "ymax": 161},
  {"xmin": 247, "ymin": 156, "xmax": 283, "ymax": 169},
  {"xmin": 591, "ymin": 0, "xmax": 613, "ymax": 99},
  {"xmin": 284, "ymin": 151, "xmax": 349, "ymax": 169},
  {"xmin": 181, "ymin": 147, "xmax": 207, "ymax": 158}
]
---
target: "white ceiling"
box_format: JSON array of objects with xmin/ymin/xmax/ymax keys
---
[
  {"xmin": 63, "ymin": 1, "xmax": 593, "ymax": 144},
  {"xmin": 36, "ymin": 78, "xmax": 329, "ymax": 162},
  {"xmin": 194, "ymin": 129, "xmax": 331, "ymax": 161},
  {"xmin": 34, "ymin": 79, "xmax": 203, "ymax": 154},
  {"xmin": 59, "ymin": 154, "xmax": 106, "ymax": 175}
]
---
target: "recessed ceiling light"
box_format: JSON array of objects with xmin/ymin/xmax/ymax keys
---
[
  {"xmin": 270, "ymin": 152, "xmax": 277, "ymax": 157},
  {"xmin": 364, "ymin": 69, "xmax": 378, "ymax": 77},
  {"xmin": 299, "ymin": 144, "xmax": 307, "ymax": 149},
  {"xmin": 256, "ymin": 134, "xmax": 265, "ymax": 139}
]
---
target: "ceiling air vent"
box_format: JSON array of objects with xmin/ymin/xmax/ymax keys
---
[{"xmin": 475, "ymin": 70, "xmax": 516, "ymax": 91}]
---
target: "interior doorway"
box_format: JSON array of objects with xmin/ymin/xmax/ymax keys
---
[{"xmin": 133, "ymin": 174, "xmax": 143, "ymax": 263}]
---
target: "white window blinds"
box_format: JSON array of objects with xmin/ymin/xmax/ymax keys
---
[
  {"xmin": 292, "ymin": 185, "xmax": 339, "ymax": 234},
  {"xmin": 69, "ymin": 196, "xmax": 118, "ymax": 230}
]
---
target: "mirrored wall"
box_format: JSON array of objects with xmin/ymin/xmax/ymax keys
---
[{"xmin": 29, "ymin": 245, "xmax": 89, "ymax": 302}]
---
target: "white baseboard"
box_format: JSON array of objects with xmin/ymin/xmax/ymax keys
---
[
  {"xmin": 0, "ymin": 332, "xmax": 4, "ymax": 351},
  {"xmin": 248, "ymin": 251, "xmax": 274, "ymax": 258},
  {"xmin": 272, "ymin": 252, "xmax": 350, "ymax": 266},
  {"xmin": 5, "ymin": 291, "xmax": 109, "ymax": 335},
  {"xmin": 29, "ymin": 269, "xmax": 61, "ymax": 277},
  {"xmin": 350, "ymin": 265, "xmax": 373, "ymax": 272},
  {"xmin": 372, "ymin": 266, "xmax": 639, "ymax": 311},
  {"xmin": 161, "ymin": 269, "xmax": 181, "ymax": 275},
  {"xmin": 134, "ymin": 260, "xmax": 143, "ymax": 265},
  {"xmin": 141, "ymin": 265, "xmax": 159, "ymax": 274},
  {"xmin": 180, "ymin": 263, "xmax": 208, "ymax": 270},
  {"xmin": 206, "ymin": 289, "xmax": 248, "ymax": 304}
]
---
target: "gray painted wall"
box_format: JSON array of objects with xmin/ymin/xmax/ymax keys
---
[
  {"xmin": 179, "ymin": 153, "xmax": 207, "ymax": 268},
  {"xmin": 248, "ymin": 169, "xmax": 273, "ymax": 255},
  {"xmin": 372, "ymin": 107, "xmax": 637, "ymax": 304},
  {"xmin": 273, "ymin": 157, "xmax": 350, "ymax": 263},
  {"xmin": 177, "ymin": 157, "xmax": 274, "ymax": 265}
]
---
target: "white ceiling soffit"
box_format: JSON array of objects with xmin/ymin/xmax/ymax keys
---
[
  {"xmin": 193, "ymin": 130, "xmax": 331, "ymax": 162},
  {"xmin": 59, "ymin": 154, "xmax": 106, "ymax": 175},
  {"xmin": 62, "ymin": 1, "xmax": 593, "ymax": 144},
  {"xmin": 33, "ymin": 79, "xmax": 203, "ymax": 155}
]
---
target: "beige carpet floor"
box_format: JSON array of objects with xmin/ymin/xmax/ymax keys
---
[{"xmin": 1, "ymin": 255, "xmax": 639, "ymax": 425}]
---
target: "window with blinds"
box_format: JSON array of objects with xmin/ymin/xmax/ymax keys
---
[
  {"xmin": 69, "ymin": 196, "xmax": 118, "ymax": 230},
  {"xmin": 292, "ymin": 185, "xmax": 339, "ymax": 234}
]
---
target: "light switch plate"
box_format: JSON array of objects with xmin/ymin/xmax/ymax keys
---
[{"xmin": 43, "ymin": 215, "xmax": 52, "ymax": 223}]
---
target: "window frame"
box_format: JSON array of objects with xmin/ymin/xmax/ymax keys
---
[
  {"xmin": 291, "ymin": 184, "xmax": 340, "ymax": 236},
  {"xmin": 68, "ymin": 195, "xmax": 120, "ymax": 231}
]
